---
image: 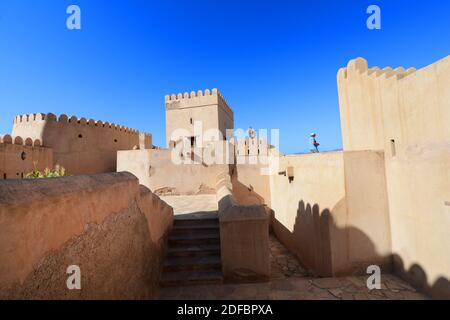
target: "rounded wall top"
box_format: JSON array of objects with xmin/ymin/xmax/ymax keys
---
[
  {"xmin": 338, "ymin": 57, "xmax": 417, "ymax": 80},
  {"xmin": 13, "ymin": 113, "xmax": 147, "ymax": 136},
  {"xmin": 0, "ymin": 134, "xmax": 42, "ymax": 147}
]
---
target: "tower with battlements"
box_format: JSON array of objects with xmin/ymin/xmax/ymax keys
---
[{"xmin": 165, "ymin": 89, "xmax": 234, "ymax": 148}]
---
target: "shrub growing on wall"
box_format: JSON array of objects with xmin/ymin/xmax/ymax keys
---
[{"xmin": 26, "ymin": 165, "xmax": 67, "ymax": 179}]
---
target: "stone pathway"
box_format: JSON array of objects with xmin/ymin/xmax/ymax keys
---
[
  {"xmin": 159, "ymin": 233, "xmax": 428, "ymax": 300},
  {"xmin": 270, "ymin": 234, "xmax": 310, "ymax": 279},
  {"xmin": 160, "ymin": 195, "xmax": 218, "ymax": 215},
  {"xmin": 157, "ymin": 198, "xmax": 428, "ymax": 300},
  {"xmin": 158, "ymin": 274, "xmax": 428, "ymax": 300}
]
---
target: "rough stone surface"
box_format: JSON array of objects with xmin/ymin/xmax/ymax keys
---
[
  {"xmin": 270, "ymin": 234, "xmax": 309, "ymax": 279},
  {"xmin": 159, "ymin": 233, "xmax": 429, "ymax": 300},
  {"xmin": 158, "ymin": 274, "xmax": 428, "ymax": 300},
  {"xmin": 0, "ymin": 173, "xmax": 173, "ymax": 300}
]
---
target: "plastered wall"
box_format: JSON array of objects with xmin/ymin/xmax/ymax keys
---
[
  {"xmin": 337, "ymin": 55, "xmax": 450, "ymax": 298},
  {"xmin": 117, "ymin": 148, "xmax": 230, "ymax": 195},
  {"xmin": 165, "ymin": 89, "xmax": 234, "ymax": 147},
  {"xmin": 0, "ymin": 135, "xmax": 53, "ymax": 179},
  {"xmin": 269, "ymin": 151, "xmax": 391, "ymax": 276},
  {"xmin": 12, "ymin": 113, "xmax": 151, "ymax": 175},
  {"xmin": 0, "ymin": 172, "xmax": 173, "ymax": 299}
]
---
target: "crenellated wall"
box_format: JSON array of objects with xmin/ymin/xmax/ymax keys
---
[
  {"xmin": 337, "ymin": 55, "xmax": 450, "ymax": 299},
  {"xmin": 337, "ymin": 57, "xmax": 417, "ymax": 151},
  {"xmin": 12, "ymin": 113, "xmax": 152, "ymax": 175},
  {"xmin": 0, "ymin": 134, "xmax": 53, "ymax": 179},
  {"xmin": 165, "ymin": 89, "xmax": 234, "ymax": 147},
  {"xmin": 233, "ymin": 137, "xmax": 269, "ymax": 158}
]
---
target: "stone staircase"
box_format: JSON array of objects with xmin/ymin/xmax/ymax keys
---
[{"xmin": 160, "ymin": 212, "xmax": 223, "ymax": 287}]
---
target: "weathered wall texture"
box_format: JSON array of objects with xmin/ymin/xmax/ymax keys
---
[
  {"xmin": 117, "ymin": 149, "xmax": 229, "ymax": 195},
  {"xmin": 0, "ymin": 172, "xmax": 173, "ymax": 300},
  {"xmin": 232, "ymin": 163, "xmax": 271, "ymax": 206},
  {"xmin": 165, "ymin": 89, "xmax": 234, "ymax": 147},
  {"xmin": 338, "ymin": 55, "xmax": 450, "ymax": 299},
  {"xmin": 12, "ymin": 113, "xmax": 151, "ymax": 175},
  {"xmin": 269, "ymin": 151, "xmax": 391, "ymax": 276},
  {"xmin": 229, "ymin": 136, "xmax": 271, "ymax": 204},
  {"xmin": 341, "ymin": 151, "xmax": 392, "ymax": 274},
  {"xmin": 216, "ymin": 173, "xmax": 271, "ymax": 282},
  {"xmin": 0, "ymin": 135, "xmax": 53, "ymax": 179},
  {"xmin": 269, "ymin": 152, "xmax": 346, "ymax": 276}
]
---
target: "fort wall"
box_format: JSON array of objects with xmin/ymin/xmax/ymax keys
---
[
  {"xmin": 337, "ymin": 55, "xmax": 450, "ymax": 298},
  {"xmin": 0, "ymin": 134, "xmax": 53, "ymax": 179},
  {"xmin": 117, "ymin": 148, "xmax": 230, "ymax": 195},
  {"xmin": 0, "ymin": 172, "xmax": 173, "ymax": 299},
  {"xmin": 268, "ymin": 151, "xmax": 392, "ymax": 276},
  {"xmin": 215, "ymin": 171, "xmax": 271, "ymax": 282},
  {"xmin": 12, "ymin": 113, "xmax": 151, "ymax": 175}
]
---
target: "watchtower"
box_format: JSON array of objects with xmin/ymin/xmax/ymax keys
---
[{"xmin": 165, "ymin": 89, "xmax": 234, "ymax": 148}]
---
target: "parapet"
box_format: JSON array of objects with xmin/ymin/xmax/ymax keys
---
[
  {"xmin": 139, "ymin": 132, "xmax": 153, "ymax": 150},
  {"xmin": 13, "ymin": 113, "xmax": 141, "ymax": 135},
  {"xmin": 233, "ymin": 137, "xmax": 269, "ymax": 157},
  {"xmin": 0, "ymin": 134, "xmax": 42, "ymax": 148},
  {"xmin": 165, "ymin": 88, "xmax": 233, "ymax": 116},
  {"xmin": 337, "ymin": 57, "xmax": 416, "ymax": 82}
]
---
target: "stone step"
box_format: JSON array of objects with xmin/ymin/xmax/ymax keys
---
[
  {"xmin": 163, "ymin": 255, "xmax": 222, "ymax": 272},
  {"xmin": 167, "ymin": 244, "xmax": 221, "ymax": 257},
  {"xmin": 172, "ymin": 223, "xmax": 220, "ymax": 234},
  {"xmin": 174, "ymin": 212, "xmax": 218, "ymax": 220},
  {"xmin": 168, "ymin": 232, "xmax": 220, "ymax": 246},
  {"xmin": 160, "ymin": 270, "xmax": 224, "ymax": 287},
  {"xmin": 174, "ymin": 213, "xmax": 219, "ymax": 226}
]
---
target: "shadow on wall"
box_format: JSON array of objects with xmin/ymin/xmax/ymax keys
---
[
  {"xmin": 230, "ymin": 165, "xmax": 266, "ymax": 206},
  {"xmin": 393, "ymin": 255, "xmax": 450, "ymax": 300},
  {"xmin": 271, "ymin": 200, "xmax": 450, "ymax": 300}
]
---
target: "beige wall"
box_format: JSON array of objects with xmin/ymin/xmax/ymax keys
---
[
  {"xmin": 165, "ymin": 89, "xmax": 234, "ymax": 147},
  {"xmin": 232, "ymin": 163, "xmax": 271, "ymax": 207},
  {"xmin": 216, "ymin": 173, "xmax": 271, "ymax": 282},
  {"xmin": 269, "ymin": 151, "xmax": 391, "ymax": 276},
  {"xmin": 117, "ymin": 149, "xmax": 230, "ymax": 195},
  {"xmin": 338, "ymin": 55, "xmax": 450, "ymax": 298},
  {"xmin": 0, "ymin": 135, "xmax": 53, "ymax": 179},
  {"xmin": 12, "ymin": 113, "xmax": 151, "ymax": 175},
  {"xmin": 342, "ymin": 151, "xmax": 392, "ymax": 274},
  {"xmin": 269, "ymin": 152, "xmax": 346, "ymax": 276},
  {"xmin": 0, "ymin": 172, "xmax": 173, "ymax": 299}
]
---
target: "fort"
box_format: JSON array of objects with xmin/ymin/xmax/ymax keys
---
[{"xmin": 0, "ymin": 54, "xmax": 449, "ymax": 300}]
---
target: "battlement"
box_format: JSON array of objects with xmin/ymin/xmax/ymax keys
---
[
  {"xmin": 11, "ymin": 113, "xmax": 152, "ymax": 174},
  {"xmin": 233, "ymin": 137, "xmax": 269, "ymax": 157},
  {"xmin": 13, "ymin": 113, "xmax": 141, "ymax": 135},
  {"xmin": 338, "ymin": 57, "xmax": 416, "ymax": 81},
  {"xmin": 0, "ymin": 134, "xmax": 42, "ymax": 148},
  {"xmin": 165, "ymin": 88, "xmax": 233, "ymax": 116}
]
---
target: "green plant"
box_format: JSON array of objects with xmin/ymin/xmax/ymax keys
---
[{"xmin": 25, "ymin": 165, "xmax": 67, "ymax": 179}]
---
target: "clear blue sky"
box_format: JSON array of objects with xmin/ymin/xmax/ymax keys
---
[{"xmin": 0, "ymin": 1, "xmax": 449, "ymax": 154}]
